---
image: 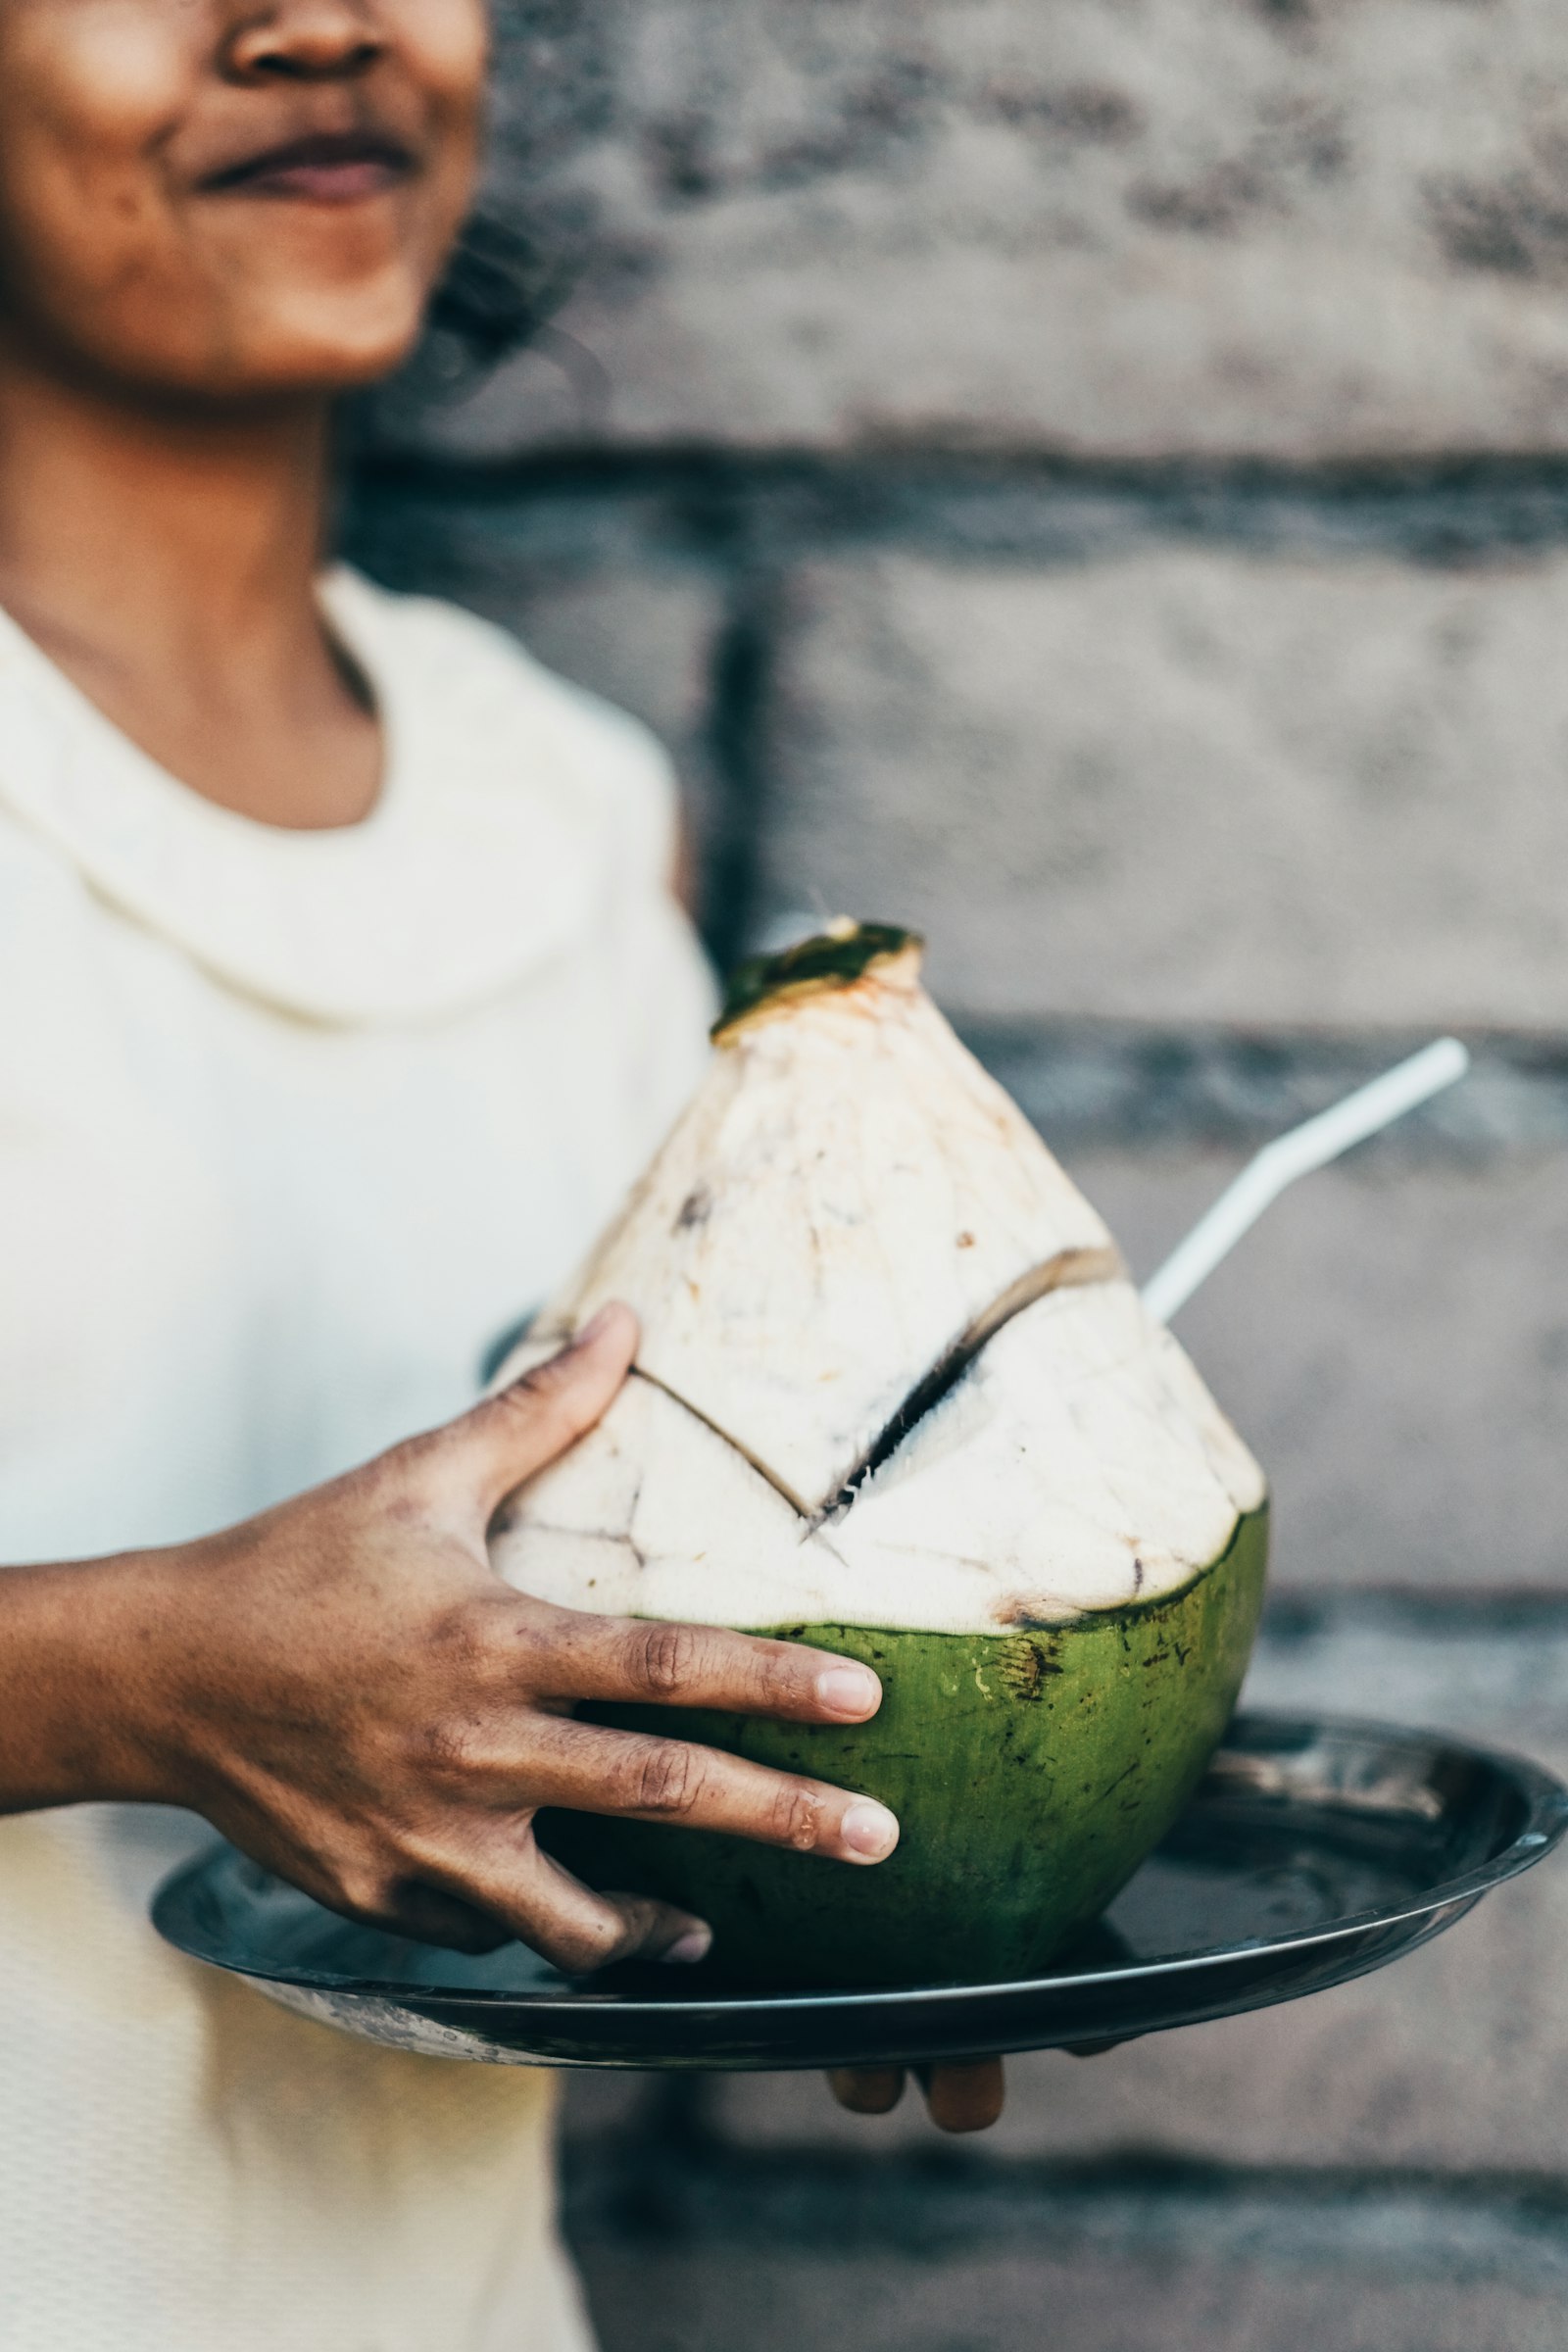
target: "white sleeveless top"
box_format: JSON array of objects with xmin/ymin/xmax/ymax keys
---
[{"xmin": 0, "ymin": 571, "xmax": 715, "ymax": 2351}]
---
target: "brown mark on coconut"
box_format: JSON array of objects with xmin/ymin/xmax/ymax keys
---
[
  {"xmin": 998, "ymin": 1637, "xmax": 1064, "ymax": 1701},
  {"xmin": 675, "ymin": 1185, "xmax": 711, "ymax": 1232}
]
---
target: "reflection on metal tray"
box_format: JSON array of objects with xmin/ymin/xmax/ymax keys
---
[{"xmin": 152, "ymin": 1713, "xmax": 1568, "ymax": 2074}]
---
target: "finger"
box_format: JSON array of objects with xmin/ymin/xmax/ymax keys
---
[
  {"xmin": 529, "ymin": 1608, "xmax": 883, "ymax": 1726},
  {"xmin": 526, "ymin": 1718, "xmax": 900, "ymax": 1865},
  {"xmin": 436, "ymin": 1303, "xmax": 640, "ymax": 1519},
  {"xmin": 917, "ymin": 2059, "xmax": 1006, "ymax": 2133},
  {"xmin": 828, "ymin": 2067, "xmax": 906, "ymax": 2116},
  {"xmin": 427, "ymin": 1832, "xmax": 713, "ymax": 1976}
]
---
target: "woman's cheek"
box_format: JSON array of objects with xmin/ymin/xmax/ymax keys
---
[{"xmin": 0, "ymin": 11, "xmax": 193, "ymax": 331}]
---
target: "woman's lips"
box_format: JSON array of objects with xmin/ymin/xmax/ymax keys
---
[{"xmin": 201, "ymin": 134, "xmax": 416, "ymax": 204}]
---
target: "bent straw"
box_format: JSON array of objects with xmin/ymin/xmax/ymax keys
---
[{"xmin": 1139, "ymin": 1037, "xmax": 1471, "ymax": 1326}]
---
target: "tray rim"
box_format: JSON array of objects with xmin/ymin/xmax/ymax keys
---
[{"xmin": 152, "ymin": 1709, "xmax": 1568, "ymax": 2017}]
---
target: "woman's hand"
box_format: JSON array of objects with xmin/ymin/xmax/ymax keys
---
[
  {"xmin": 2, "ymin": 1301, "xmax": 1015, "ymax": 2130},
  {"xmin": 13, "ymin": 1305, "xmax": 901, "ymax": 1973},
  {"xmin": 826, "ymin": 2037, "xmax": 1118, "ymax": 2133},
  {"xmin": 828, "ymin": 2060, "xmax": 1006, "ymax": 2133}
]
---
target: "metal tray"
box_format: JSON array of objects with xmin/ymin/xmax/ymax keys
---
[{"xmin": 152, "ymin": 1712, "xmax": 1568, "ymax": 2072}]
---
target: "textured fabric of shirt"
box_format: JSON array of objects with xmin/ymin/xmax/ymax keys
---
[{"xmin": 0, "ymin": 569, "xmax": 716, "ymax": 2351}]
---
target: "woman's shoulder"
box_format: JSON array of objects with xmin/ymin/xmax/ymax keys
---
[
  {"xmin": 0, "ymin": 568, "xmax": 701, "ymax": 1027},
  {"xmin": 324, "ymin": 569, "xmax": 679, "ymax": 882}
]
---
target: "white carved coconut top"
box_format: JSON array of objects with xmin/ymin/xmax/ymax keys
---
[{"xmin": 492, "ymin": 931, "xmax": 1265, "ymax": 1634}]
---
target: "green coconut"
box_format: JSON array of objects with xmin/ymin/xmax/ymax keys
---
[
  {"xmin": 541, "ymin": 1512, "xmax": 1265, "ymax": 1986},
  {"xmin": 490, "ymin": 923, "xmax": 1268, "ymax": 1988}
]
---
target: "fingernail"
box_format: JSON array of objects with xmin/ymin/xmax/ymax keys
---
[
  {"xmin": 816, "ymin": 1663, "xmax": 881, "ymax": 1719},
  {"xmin": 659, "ymin": 1924, "xmax": 712, "ymax": 1966},
  {"xmin": 841, "ymin": 1800, "xmax": 900, "ymax": 1862}
]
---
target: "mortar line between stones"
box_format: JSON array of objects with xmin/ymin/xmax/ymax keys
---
[
  {"xmin": 561, "ymin": 2137, "xmax": 1568, "ymax": 2282},
  {"xmin": 1260, "ymin": 1590, "xmax": 1568, "ymax": 1638},
  {"xmin": 352, "ymin": 445, "xmax": 1568, "ymax": 502},
  {"xmin": 696, "ymin": 569, "xmax": 783, "ymax": 973},
  {"xmin": 348, "ymin": 446, "xmax": 1568, "ymax": 564}
]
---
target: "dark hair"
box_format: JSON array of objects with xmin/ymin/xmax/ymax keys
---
[
  {"xmin": 340, "ymin": 207, "xmax": 576, "ymax": 466},
  {"xmin": 412, "ymin": 211, "xmax": 569, "ymax": 394}
]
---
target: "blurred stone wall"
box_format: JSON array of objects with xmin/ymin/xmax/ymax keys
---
[{"xmin": 346, "ymin": 4, "xmax": 1568, "ymax": 2344}]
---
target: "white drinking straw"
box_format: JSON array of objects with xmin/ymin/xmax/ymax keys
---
[{"xmin": 1139, "ymin": 1037, "xmax": 1471, "ymax": 1326}]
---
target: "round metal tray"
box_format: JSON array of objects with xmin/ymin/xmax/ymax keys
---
[{"xmin": 152, "ymin": 1712, "xmax": 1568, "ymax": 2072}]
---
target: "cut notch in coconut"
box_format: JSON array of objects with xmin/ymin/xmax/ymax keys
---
[
  {"xmin": 817, "ymin": 1241, "xmax": 1123, "ymax": 1523},
  {"xmin": 489, "ymin": 1275, "xmax": 1263, "ymax": 1635}
]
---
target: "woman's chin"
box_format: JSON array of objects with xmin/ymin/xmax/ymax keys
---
[{"xmin": 104, "ymin": 284, "xmax": 432, "ymax": 408}]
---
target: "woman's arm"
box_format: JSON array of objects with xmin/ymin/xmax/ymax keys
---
[
  {"xmin": 0, "ymin": 1308, "xmax": 898, "ymax": 1970},
  {"xmin": 0, "ymin": 1549, "xmax": 179, "ymax": 1813}
]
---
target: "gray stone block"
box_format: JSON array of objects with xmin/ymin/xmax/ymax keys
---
[
  {"xmin": 468, "ymin": 0, "xmax": 1568, "ymax": 461},
  {"xmin": 1069, "ymin": 1146, "xmax": 1568, "ymax": 1595},
  {"xmin": 757, "ymin": 548, "xmax": 1568, "ymax": 1030}
]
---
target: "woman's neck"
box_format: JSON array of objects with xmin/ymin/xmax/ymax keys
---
[{"xmin": 0, "ymin": 346, "xmax": 382, "ymax": 831}]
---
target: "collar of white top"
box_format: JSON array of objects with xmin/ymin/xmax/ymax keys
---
[{"xmin": 0, "ymin": 568, "xmax": 612, "ymax": 1025}]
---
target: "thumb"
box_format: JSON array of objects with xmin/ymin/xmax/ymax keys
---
[{"xmin": 434, "ymin": 1302, "xmax": 639, "ymax": 1523}]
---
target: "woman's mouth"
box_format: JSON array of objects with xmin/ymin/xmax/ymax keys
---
[{"xmin": 201, "ymin": 133, "xmax": 417, "ymax": 205}]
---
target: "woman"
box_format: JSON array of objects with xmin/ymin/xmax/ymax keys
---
[{"xmin": 0, "ymin": 6, "xmax": 1003, "ymax": 2348}]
